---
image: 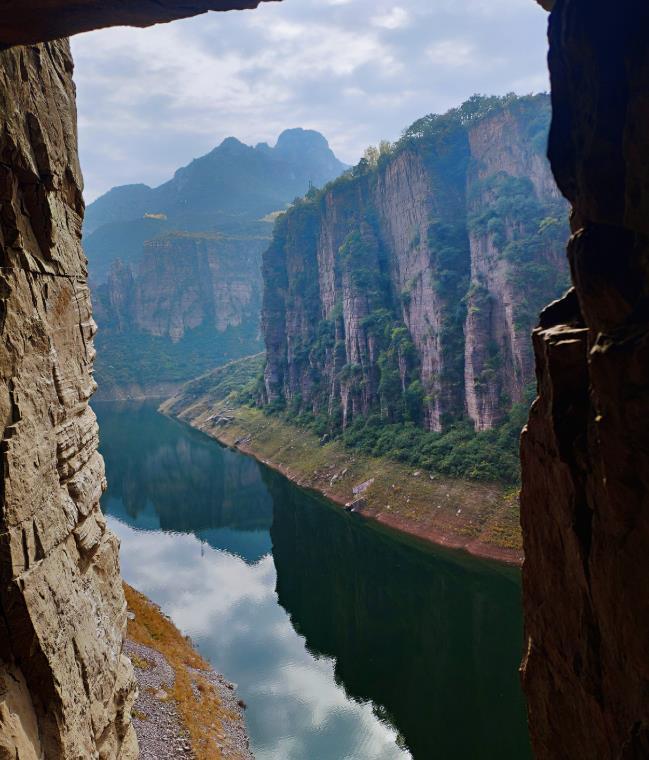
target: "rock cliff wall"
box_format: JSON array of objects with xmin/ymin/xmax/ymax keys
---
[
  {"xmin": 464, "ymin": 101, "xmax": 567, "ymax": 429},
  {"xmin": 0, "ymin": 0, "xmax": 274, "ymax": 47},
  {"xmin": 262, "ymin": 95, "xmax": 569, "ymax": 434},
  {"xmin": 520, "ymin": 1, "xmax": 649, "ymax": 757},
  {"xmin": 96, "ymin": 234, "xmax": 264, "ymax": 342},
  {"xmin": 90, "ymin": 233, "xmax": 265, "ymax": 396},
  {"xmin": 0, "ymin": 1, "xmax": 275, "ymax": 756},
  {"xmin": 0, "ymin": 40, "xmax": 137, "ymax": 758}
]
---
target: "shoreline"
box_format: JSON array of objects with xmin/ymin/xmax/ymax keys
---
[
  {"xmin": 207, "ymin": 432, "xmax": 523, "ymax": 567},
  {"xmin": 124, "ymin": 584, "xmax": 252, "ymax": 760},
  {"xmin": 159, "ymin": 397, "xmax": 523, "ymax": 567},
  {"xmin": 94, "ymin": 381, "xmax": 183, "ymax": 403}
]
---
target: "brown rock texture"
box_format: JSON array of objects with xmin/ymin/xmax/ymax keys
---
[
  {"xmin": 0, "ymin": 0, "xmax": 276, "ymax": 47},
  {"xmin": 520, "ymin": 1, "xmax": 649, "ymax": 757},
  {"xmin": 0, "ymin": 41, "xmax": 137, "ymax": 758},
  {"xmin": 262, "ymin": 95, "xmax": 569, "ymax": 433}
]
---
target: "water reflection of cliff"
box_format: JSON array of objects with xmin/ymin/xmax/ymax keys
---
[
  {"xmin": 265, "ymin": 469, "xmax": 531, "ymax": 760},
  {"xmin": 96, "ymin": 401, "xmax": 273, "ymax": 560}
]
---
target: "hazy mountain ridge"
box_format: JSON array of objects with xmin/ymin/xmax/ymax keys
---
[
  {"xmin": 84, "ymin": 128, "xmax": 347, "ymax": 282},
  {"xmin": 85, "ymin": 128, "xmax": 347, "ymax": 396}
]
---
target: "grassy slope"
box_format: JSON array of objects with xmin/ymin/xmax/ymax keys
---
[
  {"xmin": 125, "ymin": 584, "xmax": 248, "ymax": 760},
  {"xmin": 160, "ymin": 356, "xmax": 523, "ymax": 564}
]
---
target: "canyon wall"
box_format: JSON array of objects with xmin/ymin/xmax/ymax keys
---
[
  {"xmin": 0, "ymin": 40, "xmax": 137, "ymax": 758},
  {"xmin": 520, "ymin": 1, "xmax": 649, "ymax": 757},
  {"xmin": 90, "ymin": 232, "xmax": 265, "ymax": 396},
  {"xmin": 0, "ymin": 1, "xmax": 275, "ymax": 757},
  {"xmin": 90, "ymin": 233, "xmax": 266, "ymax": 396},
  {"xmin": 262, "ymin": 95, "xmax": 569, "ymax": 433},
  {"xmin": 95, "ymin": 234, "xmax": 264, "ymax": 341}
]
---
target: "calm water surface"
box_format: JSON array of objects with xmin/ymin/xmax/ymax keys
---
[{"xmin": 96, "ymin": 401, "xmax": 531, "ymax": 760}]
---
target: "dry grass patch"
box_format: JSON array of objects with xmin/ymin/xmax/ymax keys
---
[
  {"xmin": 124, "ymin": 584, "xmax": 241, "ymax": 760},
  {"xmin": 130, "ymin": 653, "xmax": 153, "ymax": 671}
]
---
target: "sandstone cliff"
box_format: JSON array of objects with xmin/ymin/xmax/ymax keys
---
[
  {"xmin": 464, "ymin": 99, "xmax": 566, "ymax": 429},
  {"xmin": 0, "ymin": 40, "xmax": 137, "ymax": 759},
  {"xmin": 262, "ymin": 94, "xmax": 569, "ymax": 434},
  {"xmin": 520, "ymin": 1, "xmax": 649, "ymax": 757},
  {"xmin": 91, "ymin": 233, "xmax": 265, "ymax": 396},
  {"xmin": 0, "ymin": 1, "xmax": 276, "ymax": 757}
]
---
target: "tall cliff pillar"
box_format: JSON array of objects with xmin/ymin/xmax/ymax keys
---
[
  {"xmin": 521, "ymin": 1, "xmax": 649, "ymax": 757},
  {"xmin": 0, "ymin": 41, "xmax": 137, "ymax": 758}
]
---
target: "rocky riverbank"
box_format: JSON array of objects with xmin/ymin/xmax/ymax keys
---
[
  {"xmin": 160, "ymin": 394, "xmax": 523, "ymax": 566},
  {"xmin": 124, "ymin": 584, "xmax": 252, "ymax": 760}
]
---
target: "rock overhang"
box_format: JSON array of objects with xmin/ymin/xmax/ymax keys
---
[{"xmin": 0, "ymin": 0, "xmax": 279, "ymax": 47}]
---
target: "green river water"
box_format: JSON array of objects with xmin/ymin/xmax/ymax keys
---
[{"xmin": 95, "ymin": 400, "xmax": 531, "ymax": 760}]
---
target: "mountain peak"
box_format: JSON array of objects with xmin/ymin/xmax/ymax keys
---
[
  {"xmin": 275, "ymin": 128, "xmax": 330, "ymax": 153},
  {"xmin": 216, "ymin": 136, "xmax": 248, "ymax": 153}
]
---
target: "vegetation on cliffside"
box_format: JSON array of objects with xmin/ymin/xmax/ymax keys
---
[
  {"xmin": 162, "ymin": 355, "xmax": 524, "ymax": 560},
  {"xmin": 173, "ymin": 354, "xmax": 527, "ymax": 485},
  {"xmin": 260, "ymin": 93, "xmax": 570, "ymax": 462}
]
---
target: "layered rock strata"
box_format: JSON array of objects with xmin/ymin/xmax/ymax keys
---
[
  {"xmin": 0, "ymin": 1, "xmax": 276, "ymax": 758},
  {"xmin": 262, "ymin": 95, "xmax": 569, "ymax": 433},
  {"xmin": 0, "ymin": 41, "xmax": 137, "ymax": 758},
  {"xmin": 520, "ymin": 1, "xmax": 649, "ymax": 757}
]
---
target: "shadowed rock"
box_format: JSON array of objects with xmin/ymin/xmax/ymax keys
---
[
  {"xmin": 0, "ymin": 0, "xmax": 278, "ymax": 47},
  {"xmin": 521, "ymin": 1, "xmax": 649, "ymax": 757}
]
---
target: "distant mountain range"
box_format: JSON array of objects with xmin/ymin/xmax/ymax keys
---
[
  {"xmin": 85, "ymin": 129, "xmax": 347, "ymax": 397},
  {"xmin": 85, "ymin": 128, "xmax": 347, "ymax": 284}
]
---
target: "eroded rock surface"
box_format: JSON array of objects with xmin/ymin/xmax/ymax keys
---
[
  {"xmin": 0, "ymin": 41, "xmax": 137, "ymax": 758},
  {"xmin": 98, "ymin": 234, "xmax": 263, "ymax": 342},
  {"xmin": 520, "ymin": 2, "xmax": 649, "ymax": 757}
]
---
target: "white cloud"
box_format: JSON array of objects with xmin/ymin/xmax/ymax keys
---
[
  {"xmin": 371, "ymin": 7, "xmax": 411, "ymax": 29},
  {"xmin": 427, "ymin": 39, "xmax": 475, "ymax": 68},
  {"xmin": 71, "ymin": 0, "xmax": 550, "ymax": 201}
]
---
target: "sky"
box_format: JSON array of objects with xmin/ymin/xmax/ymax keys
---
[{"xmin": 71, "ymin": 0, "xmax": 551, "ymax": 202}]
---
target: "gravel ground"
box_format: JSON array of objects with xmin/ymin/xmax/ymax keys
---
[
  {"xmin": 187, "ymin": 665, "xmax": 253, "ymax": 759},
  {"xmin": 125, "ymin": 639, "xmax": 194, "ymax": 759},
  {"xmin": 125, "ymin": 638, "xmax": 254, "ymax": 759}
]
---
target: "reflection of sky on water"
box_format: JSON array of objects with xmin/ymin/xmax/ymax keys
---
[
  {"xmin": 98, "ymin": 402, "xmax": 530, "ymax": 759},
  {"xmin": 111, "ymin": 517, "xmax": 411, "ymax": 760}
]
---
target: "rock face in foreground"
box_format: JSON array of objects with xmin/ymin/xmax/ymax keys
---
[
  {"xmin": 0, "ymin": 41, "xmax": 137, "ymax": 758},
  {"xmin": 262, "ymin": 95, "xmax": 568, "ymax": 433},
  {"xmin": 0, "ymin": 1, "xmax": 278, "ymax": 757},
  {"xmin": 520, "ymin": 2, "xmax": 649, "ymax": 757}
]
